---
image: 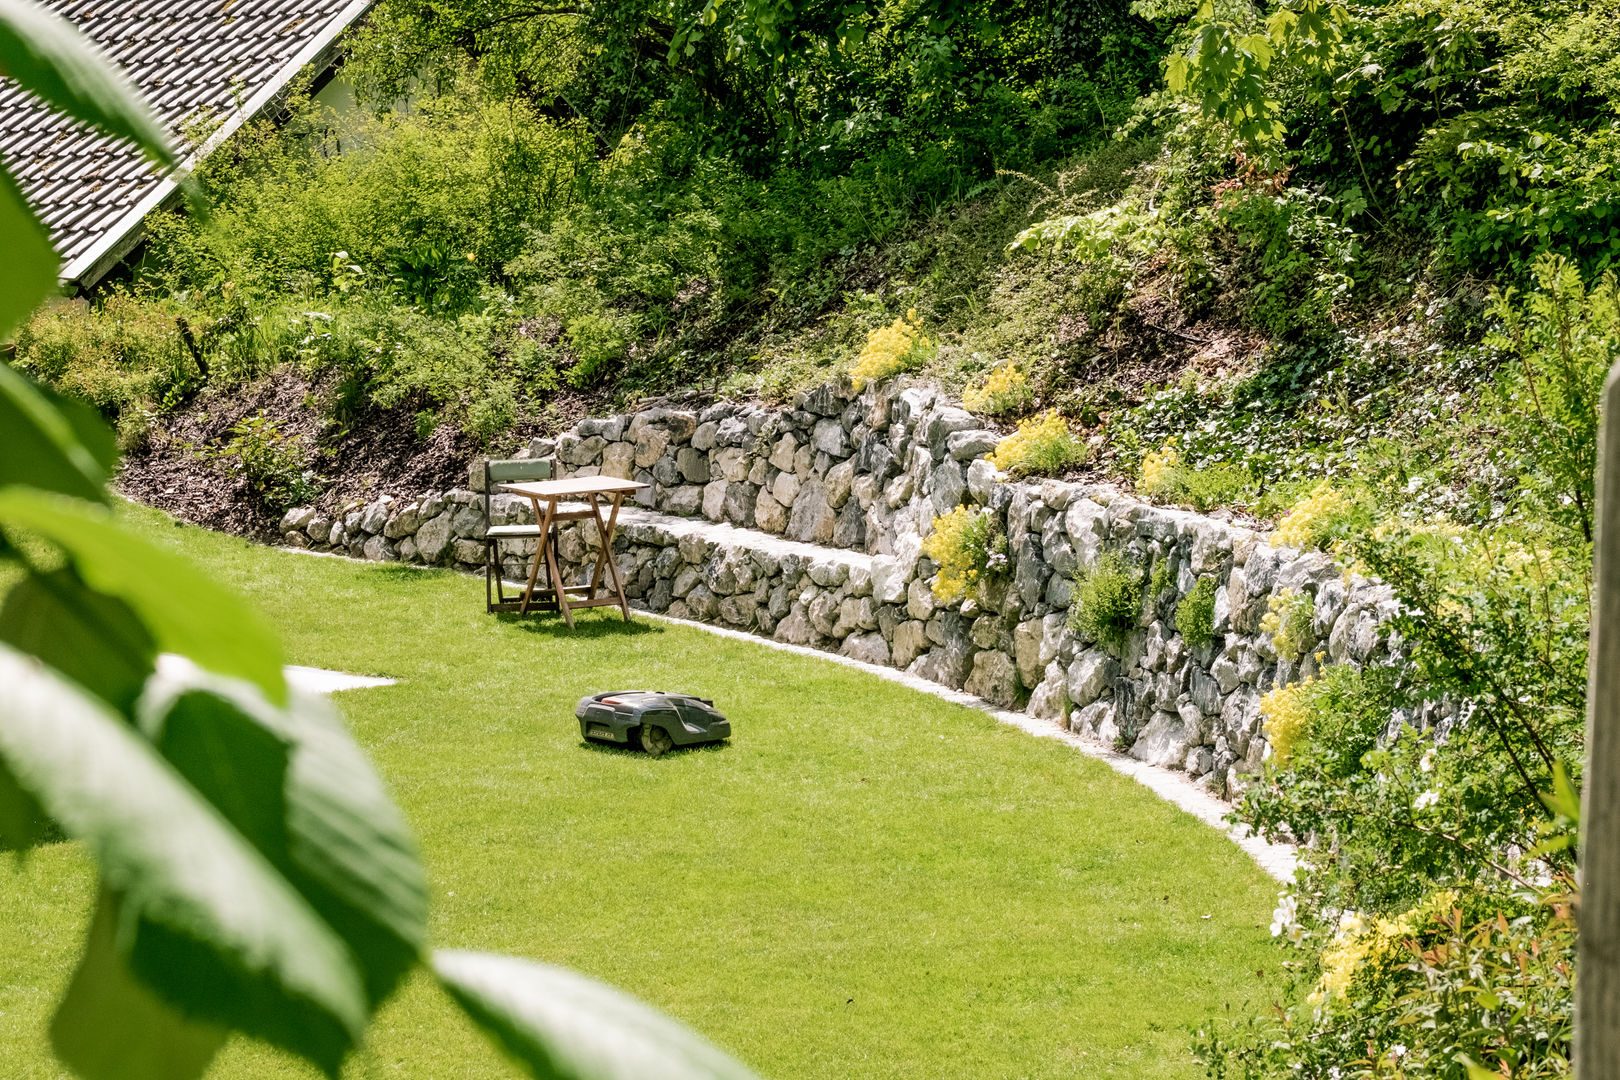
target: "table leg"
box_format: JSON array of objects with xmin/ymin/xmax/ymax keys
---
[
  {"xmin": 543, "ymin": 497, "xmax": 575, "ymax": 628},
  {"xmin": 588, "ymin": 494, "xmax": 632, "ymax": 620},
  {"xmin": 520, "ymin": 497, "xmax": 554, "ymax": 616}
]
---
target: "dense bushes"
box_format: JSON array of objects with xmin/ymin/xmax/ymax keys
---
[{"xmin": 1197, "ymin": 260, "xmax": 1598, "ymax": 1079}]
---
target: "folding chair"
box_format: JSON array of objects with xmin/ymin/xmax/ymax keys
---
[{"xmin": 483, "ymin": 458, "xmax": 599, "ymax": 613}]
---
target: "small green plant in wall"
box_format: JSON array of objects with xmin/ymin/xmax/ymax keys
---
[
  {"xmin": 1068, "ymin": 551, "xmax": 1142, "ymax": 652},
  {"xmin": 1175, "ymin": 575, "xmax": 1219, "ymax": 647}
]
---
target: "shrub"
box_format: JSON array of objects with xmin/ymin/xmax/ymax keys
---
[
  {"xmin": 923, "ymin": 505, "xmax": 1008, "ymax": 603},
  {"xmin": 850, "ymin": 310, "xmax": 933, "ymax": 388},
  {"xmin": 1269, "ymin": 480, "xmax": 1355, "ymax": 551},
  {"xmin": 1138, "ymin": 441, "xmax": 1254, "ymax": 510},
  {"xmin": 206, "ymin": 411, "xmax": 320, "ymax": 511},
  {"xmin": 1068, "ymin": 551, "xmax": 1141, "ymax": 652},
  {"xmin": 1198, "ymin": 887, "xmax": 1574, "ymax": 1080},
  {"xmin": 1260, "ymin": 588, "xmax": 1315, "ymax": 663},
  {"xmin": 13, "ymin": 294, "xmax": 189, "ymax": 417},
  {"xmin": 961, "ymin": 362, "xmax": 1034, "ymax": 416},
  {"xmin": 1175, "ymin": 575, "xmax": 1218, "ymax": 646},
  {"xmin": 987, "ymin": 410, "xmax": 1087, "ymax": 477}
]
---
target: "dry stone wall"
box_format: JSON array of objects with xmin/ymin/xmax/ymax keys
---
[{"xmin": 278, "ymin": 377, "xmax": 1398, "ymax": 795}]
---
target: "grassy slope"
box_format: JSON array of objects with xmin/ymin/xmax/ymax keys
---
[{"xmin": 0, "ymin": 505, "xmax": 1281, "ymax": 1079}]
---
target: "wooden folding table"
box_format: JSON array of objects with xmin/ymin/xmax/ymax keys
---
[{"xmin": 496, "ymin": 475, "xmax": 649, "ymax": 627}]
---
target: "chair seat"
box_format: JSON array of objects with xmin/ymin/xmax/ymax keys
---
[{"xmin": 486, "ymin": 524, "xmax": 544, "ymax": 539}]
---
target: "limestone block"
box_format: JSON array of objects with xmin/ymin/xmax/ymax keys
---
[
  {"xmin": 907, "ymin": 578, "xmax": 937, "ymax": 621},
  {"xmin": 768, "ymin": 434, "xmax": 798, "ymax": 471},
  {"xmin": 929, "ymin": 461, "xmax": 966, "ymax": 515},
  {"xmin": 774, "ymin": 607, "xmax": 815, "ymax": 645},
  {"xmin": 964, "ymin": 650, "xmax": 1019, "ymax": 706},
  {"xmin": 1027, "ymin": 661, "xmax": 1069, "ymax": 719},
  {"xmin": 754, "ymin": 490, "xmax": 788, "ymax": 533},
  {"xmin": 893, "ymin": 620, "xmax": 930, "ymax": 668},
  {"xmin": 685, "ymin": 584, "xmax": 721, "ymax": 621},
  {"xmin": 772, "ymin": 470, "xmax": 801, "ymax": 506},
  {"xmin": 808, "ymin": 559, "xmax": 847, "ymax": 588},
  {"xmin": 947, "ymin": 430, "xmax": 998, "ymax": 461},
  {"xmin": 1130, "ymin": 711, "xmax": 1193, "ymax": 768},
  {"xmin": 1072, "ymin": 700, "xmax": 1115, "ymax": 741},
  {"xmin": 306, "ymin": 515, "xmax": 332, "ymax": 543},
  {"xmin": 808, "ymin": 592, "xmax": 840, "ymax": 637},
  {"xmin": 451, "ymin": 539, "xmax": 484, "ymax": 565},
  {"xmin": 383, "ymin": 502, "xmax": 422, "ymax": 539},
  {"xmin": 812, "ymin": 418, "xmax": 849, "ymax": 457},
  {"xmin": 360, "ymin": 498, "xmax": 392, "ymax": 535},
  {"xmin": 718, "ymin": 594, "xmax": 756, "ymax": 628},
  {"xmin": 722, "ymin": 483, "xmax": 757, "ymax": 527},
  {"xmin": 966, "ymin": 458, "xmax": 1001, "ymax": 504},
  {"xmin": 415, "ymin": 512, "xmax": 454, "ymax": 562},
  {"xmin": 716, "ymin": 417, "xmax": 752, "ymax": 447},
  {"xmin": 925, "ymin": 406, "xmax": 977, "ymax": 450},
  {"xmin": 664, "ymin": 485, "xmax": 704, "ymax": 517},
  {"xmin": 1013, "ymin": 618, "xmax": 1046, "ymax": 689},
  {"xmin": 842, "ymin": 632, "xmax": 890, "ymax": 666},
  {"xmin": 825, "ymin": 459, "xmax": 855, "ymax": 508},
  {"xmin": 601, "ymin": 441, "xmax": 636, "ymax": 479},
  {"xmin": 788, "ymin": 481, "xmax": 835, "ymax": 544},
  {"xmin": 1066, "ymin": 649, "xmax": 1118, "ymax": 708},
  {"xmin": 279, "ymin": 506, "xmax": 317, "ymax": 533},
  {"xmin": 702, "ymin": 480, "xmax": 728, "ymax": 521}
]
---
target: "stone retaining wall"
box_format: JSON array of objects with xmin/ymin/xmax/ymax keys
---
[{"xmin": 278, "ymin": 378, "xmax": 1397, "ymax": 796}]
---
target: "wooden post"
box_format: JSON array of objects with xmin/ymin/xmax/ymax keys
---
[{"xmin": 1580, "ymin": 362, "xmax": 1620, "ymax": 1076}]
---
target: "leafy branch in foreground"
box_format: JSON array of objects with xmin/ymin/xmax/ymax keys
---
[{"xmin": 0, "ymin": 3, "xmax": 761, "ymax": 1078}]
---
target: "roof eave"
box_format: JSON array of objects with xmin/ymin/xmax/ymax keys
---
[{"xmin": 59, "ymin": 0, "xmax": 379, "ymax": 290}]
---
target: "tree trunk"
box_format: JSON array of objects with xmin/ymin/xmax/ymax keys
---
[{"xmin": 1579, "ymin": 362, "xmax": 1620, "ymax": 1076}]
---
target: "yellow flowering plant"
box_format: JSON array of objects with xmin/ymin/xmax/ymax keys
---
[
  {"xmin": 1136, "ymin": 441, "xmax": 1253, "ymax": 510},
  {"xmin": 987, "ymin": 410, "xmax": 1087, "ymax": 478},
  {"xmin": 850, "ymin": 309, "xmax": 933, "ymax": 388},
  {"xmin": 1269, "ymin": 480, "xmax": 1358, "ymax": 551},
  {"xmin": 1310, "ymin": 890, "xmax": 1461, "ymax": 1006},
  {"xmin": 1138, "ymin": 442, "xmax": 1180, "ymax": 493},
  {"xmin": 1259, "ymin": 589, "xmax": 1315, "ymax": 663},
  {"xmin": 962, "ymin": 363, "xmax": 1034, "ymax": 416},
  {"xmin": 1259, "ymin": 676, "xmax": 1316, "ymax": 765},
  {"xmin": 922, "ymin": 506, "xmax": 1008, "ymax": 603}
]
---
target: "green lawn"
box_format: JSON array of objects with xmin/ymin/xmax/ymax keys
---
[{"xmin": 0, "ymin": 504, "xmax": 1282, "ymax": 1079}]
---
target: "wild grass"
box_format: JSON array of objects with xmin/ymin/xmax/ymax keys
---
[{"xmin": 0, "ymin": 504, "xmax": 1280, "ymax": 1079}]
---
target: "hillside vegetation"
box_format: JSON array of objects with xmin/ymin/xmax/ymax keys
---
[{"xmin": 8, "ymin": 1, "xmax": 1616, "ymax": 1075}]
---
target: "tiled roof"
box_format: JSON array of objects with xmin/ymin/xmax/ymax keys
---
[{"xmin": 0, "ymin": 0, "xmax": 374, "ymax": 287}]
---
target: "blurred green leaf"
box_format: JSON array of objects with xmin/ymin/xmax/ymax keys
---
[
  {"xmin": 0, "ymin": 569, "xmax": 157, "ymax": 714},
  {"xmin": 0, "ymin": 642, "xmax": 365, "ymax": 1074},
  {"xmin": 0, "ymin": 753, "xmax": 54, "ymax": 851},
  {"xmin": 435, "ymin": 950, "xmax": 762, "ymax": 1080},
  {"xmin": 0, "ymin": 0, "xmax": 174, "ymax": 167},
  {"xmin": 52, "ymin": 888, "xmax": 226, "ymax": 1080},
  {"xmin": 0, "ymin": 489, "xmax": 287, "ymax": 702},
  {"xmin": 142, "ymin": 661, "xmax": 428, "ymax": 1007},
  {"xmin": 34, "ymin": 381, "xmax": 120, "ymax": 477},
  {"xmin": 0, "ymin": 167, "xmax": 57, "ymax": 338},
  {"xmin": 0, "ymin": 362, "xmax": 106, "ymax": 503}
]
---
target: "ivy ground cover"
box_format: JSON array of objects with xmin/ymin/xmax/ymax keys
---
[{"xmin": 0, "ymin": 504, "xmax": 1280, "ymax": 1079}]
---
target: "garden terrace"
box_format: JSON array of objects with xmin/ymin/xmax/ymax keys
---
[{"xmin": 276, "ymin": 377, "xmax": 1407, "ymax": 796}]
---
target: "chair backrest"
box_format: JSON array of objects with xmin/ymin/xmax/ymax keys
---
[
  {"xmin": 485, "ymin": 458, "xmax": 553, "ymax": 486},
  {"xmin": 484, "ymin": 458, "xmax": 554, "ymax": 526}
]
